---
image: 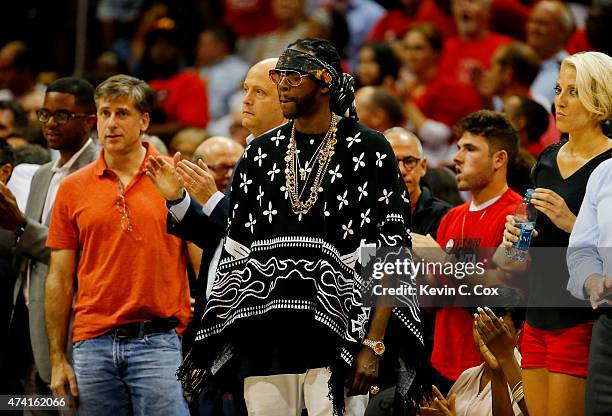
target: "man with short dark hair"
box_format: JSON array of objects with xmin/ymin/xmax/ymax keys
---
[
  {"xmin": 0, "ymin": 77, "xmax": 98, "ymax": 415},
  {"xmin": 45, "ymin": 75, "xmax": 190, "ymax": 415},
  {"xmin": 413, "ymin": 110, "xmax": 522, "ymax": 394},
  {"xmin": 177, "ymin": 38, "xmax": 426, "ymax": 416}
]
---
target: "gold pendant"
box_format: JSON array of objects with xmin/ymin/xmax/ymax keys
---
[{"xmin": 299, "ymin": 168, "xmax": 306, "ymax": 181}]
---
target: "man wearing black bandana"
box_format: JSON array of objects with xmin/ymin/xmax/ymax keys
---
[{"xmin": 179, "ymin": 38, "xmax": 428, "ymax": 415}]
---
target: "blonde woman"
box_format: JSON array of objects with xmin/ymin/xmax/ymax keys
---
[
  {"xmin": 502, "ymin": 51, "xmax": 612, "ymax": 416},
  {"xmin": 565, "ymin": 53, "xmax": 612, "ymax": 415}
]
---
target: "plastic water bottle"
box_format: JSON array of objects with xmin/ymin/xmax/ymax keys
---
[{"xmin": 507, "ymin": 189, "xmax": 538, "ymax": 261}]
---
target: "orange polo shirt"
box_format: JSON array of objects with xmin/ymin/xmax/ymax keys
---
[{"xmin": 47, "ymin": 141, "xmax": 190, "ymax": 342}]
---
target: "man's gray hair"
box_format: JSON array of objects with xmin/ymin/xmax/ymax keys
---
[{"xmin": 95, "ymin": 74, "xmax": 155, "ymax": 115}]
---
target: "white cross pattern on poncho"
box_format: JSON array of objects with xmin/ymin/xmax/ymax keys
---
[
  {"xmin": 245, "ymin": 213, "xmax": 256, "ymax": 233},
  {"xmin": 378, "ymin": 189, "xmax": 393, "ymax": 205},
  {"xmin": 240, "ymin": 173, "xmax": 253, "ymax": 194},
  {"xmin": 353, "ymin": 152, "xmax": 365, "ymax": 171},
  {"xmin": 342, "ymin": 220, "xmax": 354, "ymax": 239},
  {"xmin": 254, "ymin": 148, "xmax": 268, "ymax": 167},
  {"xmin": 337, "ymin": 190, "xmax": 349, "ymax": 210},
  {"xmin": 267, "ymin": 163, "xmax": 280, "ymax": 181},
  {"xmin": 262, "ymin": 201, "xmax": 278, "ymax": 223},
  {"xmin": 329, "ymin": 164, "xmax": 342, "ymax": 183},
  {"xmin": 358, "ymin": 181, "xmax": 368, "ymax": 201},
  {"xmin": 375, "ymin": 152, "xmax": 387, "ymax": 168},
  {"xmin": 346, "ymin": 132, "xmax": 361, "ymax": 148},
  {"xmin": 271, "ymin": 130, "xmax": 285, "ymax": 147}
]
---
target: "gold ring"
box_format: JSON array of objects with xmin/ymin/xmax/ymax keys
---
[{"xmin": 369, "ymin": 385, "xmax": 380, "ymax": 395}]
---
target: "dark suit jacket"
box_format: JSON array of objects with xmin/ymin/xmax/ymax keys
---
[{"xmin": 167, "ymin": 193, "xmax": 229, "ymax": 304}]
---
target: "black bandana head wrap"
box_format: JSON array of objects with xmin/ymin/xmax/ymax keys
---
[{"xmin": 276, "ymin": 48, "xmax": 358, "ymax": 121}]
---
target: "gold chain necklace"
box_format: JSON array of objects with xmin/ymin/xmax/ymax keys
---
[{"xmin": 285, "ymin": 115, "xmax": 338, "ymax": 215}]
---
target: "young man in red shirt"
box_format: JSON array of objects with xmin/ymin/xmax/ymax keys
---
[{"xmin": 413, "ymin": 110, "xmax": 523, "ymax": 393}]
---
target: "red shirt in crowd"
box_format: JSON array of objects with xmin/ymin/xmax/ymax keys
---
[
  {"xmin": 567, "ymin": 28, "xmax": 593, "ymax": 55},
  {"xmin": 46, "ymin": 142, "xmax": 191, "ymax": 342},
  {"xmin": 223, "ymin": 0, "xmax": 278, "ymax": 38},
  {"xmin": 368, "ymin": 0, "xmax": 456, "ymax": 42},
  {"xmin": 149, "ymin": 70, "xmax": 209, "ymax": 128},
  {"xmin": 413, "ymin": 74, "xmax": 482, "ymax": 129},
  {"xmin": 432, "ymin": 188, "xmax": 522, "ymax": 380},
  {"xmin": 438, "ymin": 32, "xmax": 513, "ymax": 85}
]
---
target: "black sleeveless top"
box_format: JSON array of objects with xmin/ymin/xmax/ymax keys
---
[{"xmin": 526, "ymin": 141, "xmax": 612, "ymax": 330}]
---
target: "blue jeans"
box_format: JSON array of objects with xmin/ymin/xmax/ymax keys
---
[{"xmin": 72, "ymin": 330, "xmax": 189, "ymax": 416}]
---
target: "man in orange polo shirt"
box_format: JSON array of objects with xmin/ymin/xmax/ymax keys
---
[{"xmin": 44, "ymin": 74, "xmax": 191, "ymax": 415}]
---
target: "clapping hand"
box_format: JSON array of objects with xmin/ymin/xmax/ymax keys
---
[
  {"xmin": 473, "ymin": 307, "xmax": 515, "ymax": 363},
  {"xmin": 145, "ymin": 153, "xmax": 184, "ymax": 201},
  {"xmin": 420, "ymin": 385, "xmax": 457, "ymax": 416},
  {"xmin": 473, "ymin": 322, "xmax": 499, "ymax": 370},
  {"xmin": 175, "ymin": 159, "xmax": 218, "ymax": 206}
]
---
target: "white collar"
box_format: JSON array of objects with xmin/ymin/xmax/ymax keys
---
[
  {"xmin": 51, "ymin": 138, "xmax": 93, "ymax": 173},
  {"xmin": 469, "ymin": 194, "xmax": 503, "ymax": 211}
]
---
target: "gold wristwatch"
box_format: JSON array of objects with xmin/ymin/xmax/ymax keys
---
[{"xmin": 362, "ymin": 339, "xmax": 385, "ymax": 357}]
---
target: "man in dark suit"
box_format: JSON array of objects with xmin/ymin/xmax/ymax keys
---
[
  {"xmin": 146, "ymin": 57, "xmax": 285, "ymax": 290},
  {"xmin": 0, "ymin": 77, "xmax": 97, "ymax": 414}
]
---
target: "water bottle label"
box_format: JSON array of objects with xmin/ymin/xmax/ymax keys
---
[{"xmin": 516, "ymin": 223, "xmax": 534, "ymax": 250}]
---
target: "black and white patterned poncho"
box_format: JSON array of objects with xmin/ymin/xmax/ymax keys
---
[{"xmin": 180, "ymin": 118, "xmax": 428, "ymax": 414}]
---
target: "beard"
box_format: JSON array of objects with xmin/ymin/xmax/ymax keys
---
[{"xmin": 282, "ymin": 88, "xmax": 319, "ymax": 120}]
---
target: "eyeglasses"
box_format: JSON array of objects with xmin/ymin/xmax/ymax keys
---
[
  {"xmin": 36, "ymin": 109, "xmax": 92, "ymax": 124},
  {"xmin": 269, "ymin": 69, "xmax": 311, "ymax": 87},
  {"xmin": 116, "ymin": 180, "xmax": 133, "ymax": 232},
  {"xmin": 397, "ymin": 156, "xmax": 421, "ymax": 171}
]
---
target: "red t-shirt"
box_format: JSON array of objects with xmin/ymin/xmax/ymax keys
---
[
  {"xmin": 47, "ymin": 142, "xmax": 191, "ymax": 342},
  {"xmin": 368, "ymin": 0, "xmax": 456, "ymax": 42},
  {"xmin": 431, "ymin": 188, "xmax": 522, "ymax": 380},
  {"xmin": 223, "ymin": 0, "xmax": 277, "ymax": 38},
  {"xmin": 413, "ymin": 74, "xmax": 482, "ymax": 128},
  {"xmin": 567, "ymin": 28, "xmax": 593, "ymax": 55},
  {"xmin": 438, "ymin": 32, "xmax": 513, "ymax": 84},
  {"xmin": 149, "ymin": 70, "xmax": 209, "ymax": 128},
  {"xmin": 490, "ymin": 0, "xmax": 530, "ymax": 40}
]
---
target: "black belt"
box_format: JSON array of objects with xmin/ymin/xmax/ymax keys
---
[{"xmin": 111, "ymin": 318, "xmax": 178, "ymax": 339}]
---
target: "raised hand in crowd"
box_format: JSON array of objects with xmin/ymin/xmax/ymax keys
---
[
  {"xmin": 530, "ymin": 188, "xmax": 575, "ymax": 233},
  {"xmin": 474, "ymin": 307, "xmax": 516, "ymax": 363},
  {"xmin": 420, "ymin": 385, "xmax": 457, "ymax": 416},
  {"xmin": 0, "ymin": 181, "xmax": 25, "ymax": 232},
  {"xmin": 474, "ymin": 307, "xmax": 528, "ymax": 416},
  {"xmin": 473, "ymin": 321, "xmax": 499, "ymax": 371},
  {"xmin": 583, "ymin": 274, "xmax": 612, "ymax": 309},
  {"xmin": 145, "ymin": 152, "xmax": 184, "ymax": 201},
  {"xmin": 175, "ymin": 159, "xmax": 218, "ymax": 206}
]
